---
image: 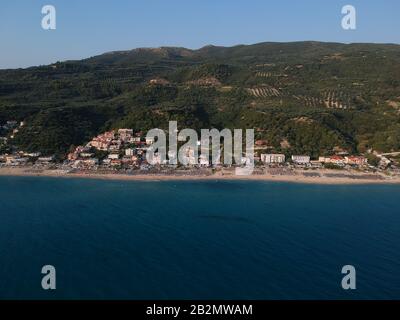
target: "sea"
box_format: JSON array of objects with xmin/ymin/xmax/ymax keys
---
[{"xmin": 0, "ymin": 176, "xmax": 399, "ymax": 300}]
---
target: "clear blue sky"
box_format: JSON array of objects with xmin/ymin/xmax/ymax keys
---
[{"xmin": 1, "ymin": 0, "xmax": 399, "ymax": 69}]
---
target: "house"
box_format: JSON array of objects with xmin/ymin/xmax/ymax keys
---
[
  {"xmin": 240, "ymin": 156, "xmax": 253, "ymax": 165},
  {"xmin": 25, "ymin": 152, "xmax": 41, "ymax": 158},
  {"xmin": 146, "ymin": 136, "xmax": 155, "ymax": 145},
  {"xmin": 6, "ymin": 156, "xmax": 29, "ymax": 166},
  {"xmin": 255, "ymin": 140, "xmax": 268, "ymax": 146},
  {"xmin": 168, "ymin": 150, "xmax": 177, "ymax": 164},
  {"xmin": 118, "ymin": 129, "xmax": 133, "ymax": 136},
  {"xmin": 71, "ymin": 160, "xmax": 82, "ymax": 168},
  {"xmin": 379, "ymin": 156, "xmax": 391, "ymax": 168},
  {"xmin": 188, "ymin": 156, "xmax": 197, "ymax": 165},
  {"xmin": 68, "ymin": 152, "xmax": 79, "ymax": 161},
  {"xmin": 345, "ymin": 156, "xmax": 367, "ymax": 166},
  {"xmin": 118, "ymin": 129, "xmax": 133, "ymax": 142},
  {"xmin": 318, "ymin": 156, "xmax": 329, "ymax": 163},
  {"xmin": 182, "ymin": 147, "xmax": 197, "ymax": 165},
  {"xmin": 7, "ymin": 121, "xmax": 17, "ymax": 126},
  {"xmin": 82, "ymin": 159, "xmax": 99, "ymax": 167},
  {"xmin": 329, "ymin": 155, "xmax": 345, "ymax": 165},
  {"xmin": 199, "ymin": 154, "xmax": 209, "ymax": 167},
  {"xmin": 3, "ymin": 121, "xmax": 18, "ymax": 130},
  {"xmin": 291, "ymin": 155, "xmax": 310, "ymax": 164},
  {"xmin": 103, "ymin": 131, "xmax": 116, "ymax": 139},
  {"xmin": 130, "ymin": 137, "xmax": 141, "ymax": 144},
  {"xmin": 108, "ymin": 154, "xmax": 120, "ymax": 160},
  {"xmin": 110, "ymin": 159, "xmax": 122, "ymax": 166},
  {"xmin": 319, "ymin": 156, "xmax": 350, "ymax": 165},
  {"xmin": 140, "ymin": 164, "xmax": 151, "ymax": 171},
  {"xmin": 319, "ymin": 156, "xmax": 339, "ymax": 164},
  {"xmin": 261, "ymin": 154, "xmax": 285, "ymax": 164},
  {"xmin": 97, "ymin": 142, "xmax": 110, "ymax": 151},
  {"xmin": 102, "ymin": 159, "xmax": 111, "ymax": 165},
  {"xmin": 149, "ymin": 78, "xmax": 170, "ymax": 85},
  {"xmin": 148, "ymin": 152, "xmax": 163, "ymax": 165},
  {"xmin": 37, "ymin": 156, "xmax": 54, "ymax": 164},
  {"xmin": 80, "ymin": 152, "xmax": 94, "ymax": 158},
  {"xmin": 121, "ymin": 156, "xmax": 134, "ymax": 164},
  {"xmin": 5, "ymin": 156, "xmax": 16, "ymax": 165},
  {"xmin": 108, "ymin": 143, "xmax": 121, "ymax": 151},
  {"xmin": 125, "ymin": 148, "xmax": 135, "ymax": 156},
  {"xmin": 310, "ymin": 160, "xmax": 323, "ymax": 168}
]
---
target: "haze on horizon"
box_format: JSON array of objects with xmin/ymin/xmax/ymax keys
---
[{"xmin": 1, "ymin": 0, "xmax": 399, "ymax": 69}]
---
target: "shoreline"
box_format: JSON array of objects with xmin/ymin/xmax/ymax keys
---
[{"xmin": 1, "ymin": 167, "xmax": 400, "ymax": 185}]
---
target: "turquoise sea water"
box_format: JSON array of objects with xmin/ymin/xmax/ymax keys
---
[{"xmin": 0, "ymin": 176, "xmax": 399, "ymax": 300}]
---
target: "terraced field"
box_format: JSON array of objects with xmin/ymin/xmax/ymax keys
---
[
  {"xmin": 292, "ymin": 91, "xmax": 352, "ymax": 109},
  {"xmin": 247, "ymin": 86, "xmax": 281, "ymax": 97},
  {"xmin": 293, "ymin": 95, "xmax": 324, "ymax": 108},
  {"xmin": 322, "ymin": 91, "xmax": 350, "ymax": 109}
]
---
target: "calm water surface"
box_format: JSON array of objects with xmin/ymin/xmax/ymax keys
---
[{"xmin": 0, "ymin": 176, "xmax": 399, "ymax": 299}]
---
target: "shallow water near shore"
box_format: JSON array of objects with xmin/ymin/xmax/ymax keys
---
[{"xmin": 0, "ymin": 176, "xmax": 400, "ymax": 299}]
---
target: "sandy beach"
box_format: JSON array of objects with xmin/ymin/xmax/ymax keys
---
[{"xmin": 1, "ymin": 166, "xmax": 400, "ymax": 185}]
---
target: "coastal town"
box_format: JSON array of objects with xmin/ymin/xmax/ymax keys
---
[{"xmin": 1, "ymin": 119, "xmax": 400, "ymax": 182}]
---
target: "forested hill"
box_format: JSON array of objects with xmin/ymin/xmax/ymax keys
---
[{"xmin": 0, "ymin": 41, "xmax": 400, "ymax": 157}]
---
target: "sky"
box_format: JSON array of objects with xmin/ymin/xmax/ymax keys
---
[{"xmin": 0, "ymin": 0, "xmax": 399, "ymax": 69}]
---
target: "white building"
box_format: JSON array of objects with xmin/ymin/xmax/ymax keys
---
[
  {"xmin": 118, "ymin": 128, "xmax": 133, "ymax": 136},
  {"xmin": 261, "ymin": 154, "xmax": 285, "ymax": 164},
  {"xmin": 125, "ymin": 148, "xmax": 135, "ymax": 156},
  {"xmin": 118, "ymin": 129, "xmax": 133, "ymax": 142},
  {"xmin": 130, "ymin": 137, "xmax": 141, "ymax": 143},
  {"xmin": 379, "ymin": 156, "xmax": 391, "ymax": 168},
  {"xmin": 291, "ymin": 155, "xmax": 310, "ymax": 164},
  {"xmin": 37, "ymin": 156, "xmax": 54, "ymax": 163},
  {"xmin": 80, "ymin": 152, "xmax": 94, "ymax": 158},
  {"xmin": 108, "ymin": 154, "xmax": 120, "ymax": 160},
  {"xmin": 199, "ymin": 154, "xmax": 209, "ymax": 167},
  {"xmin": 150, "ymin": 153, "xmax": 163, "ymax": 165},
  {"xmin": 102, "ymin": 159, "xmax": 111, "ymax": 165},
  {"xmin": 109, "ymin": 143, "xmax": 121, "ymax": 151},
  {"xmin": 82, "ymin": 159, "xmax": 99, "ymax": 166},
  {"xmin": 168, "ymin": 150, "xmax": 177, "ymax": 165},
  {"xmin": 24, "ymin": 152, "xmax": 41, "ymax": 157},
  {"xmin": 318, "ymin": 156, "xmax": 329, "ymax": 163},
  {"xmin": 184, "ymin": 147, "xmax": 197, "ymax": 165},
  {"xmin": 146, "ymin": 136, "xmax": 155, "ymax": 145}
]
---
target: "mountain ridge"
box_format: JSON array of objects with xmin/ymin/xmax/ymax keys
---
[{"xmin": 0, "ymin": 41, "xmax": 399, "ymax": 158}]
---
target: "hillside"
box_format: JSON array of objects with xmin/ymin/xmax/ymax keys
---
[{"xmin": 1, "ymin": 41, "xmax": 400, "ymax": 158}]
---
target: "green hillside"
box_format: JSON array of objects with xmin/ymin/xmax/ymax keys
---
[{"xmin": 1, "ymin": 41, "xmax": 399, "ymax": 157}]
